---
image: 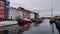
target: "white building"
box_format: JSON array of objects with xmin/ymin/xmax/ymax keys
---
[
  {"xmin": 17, "ymin": 10, "xmax": 23, "ymax": 19},
  {"xmin": 30, "ymin": 12, "xmax": 35, "ymax": 19},
  {"xmin": 9, "ymin": 7, "xmax": 17, "ymax": 20},
  {"xmin": 9, "ymin": 7, "xmax": 35, "ymax": 20},
  {"xmin": 9, "ymin": 7, "xmax": 24, "ymax": 20}
]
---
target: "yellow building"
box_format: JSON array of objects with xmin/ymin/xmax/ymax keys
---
[{"xmin": 9, "ymin": 7, "xmax": 13, "ymax": 20}]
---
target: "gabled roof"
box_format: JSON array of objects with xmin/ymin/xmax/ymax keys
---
[{"xmin": 17, "ymin": 7, "xmax": 25, "ymax": 11}]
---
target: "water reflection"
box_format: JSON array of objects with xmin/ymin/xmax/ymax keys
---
[
  {"xmin": 50, "ymin": 20, "xmax": 60, "ymax": 34},
  {"xmin": 55, "ymin": 22, "xmax": 60, "ymax": 34},
  {"xmin": 23, "ymin": 19, "xmax": 60, "ymax": 34},
  {"xmin": 34, "ymin": 21, "xmax": 43, "ymax": 27},
  {"xmin": 56, "ymin": 26, "xmax": 60, "ymax": 34},
  {"xmin": 50, "ymin": 23, "xmax": 54, "ymax": 34}
]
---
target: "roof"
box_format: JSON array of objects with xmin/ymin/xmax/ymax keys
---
[
  {"xmin": 10, "ymin": 7, "xmax": 32, "ymax": 13},
  {"xmin": 17, "ymin": 7, "xmax": 25, "ymax": 11}
]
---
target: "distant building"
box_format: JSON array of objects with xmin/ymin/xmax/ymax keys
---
[
  {"xmin": 9, "ymin": 7, "xmax": 39, "ymax": 20},
  {"xmin": 33, "ymin": 12, "xmax": 39, "ymax": 20},
  {"xmin": 30, "ymin": 12, "xmax": 35, "ymax": 19},
  {"xmin": 9, "ymin": 7, "xmax": 17, "ymax": 20},
  {"xmin": 17, "ymin": 7, "xmax": 31, "ymax": 19},
  {"xmin": 17, "ymin": 7, "xmax": 24, "ymax": 19},
  {"xmin": 9, "ymin": 7, "xmax": 25, "ymax": 20}
]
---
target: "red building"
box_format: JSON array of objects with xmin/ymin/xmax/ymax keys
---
[{"xmin": 0, "ymin": 1, "xmax": 4, "ymax": 19}]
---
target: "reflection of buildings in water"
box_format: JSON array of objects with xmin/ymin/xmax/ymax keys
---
[
  {"xmin": 55, "ymin": 23, "xmax": 60, "ymax": 34},
  {"xmin": 19, "ymin": 30, "xmax": 24, "ymax": 34},
  {"xmin": 34, "ymin": 21, "xmax": 43, "ymax": 27},
  {"xmin": 50, "ymin": 22, "xmax": 60, "ymax": 34},
  {"xmin": 19, "ymin": 32, "xmax": 23, "ymax": 34},
  {"xmin": 56, "ymin": 27, "xmax": 60, "ymax": 34},
  {"xmin": 50, "ymin": 22, "xmax": 53, "ymax": 24},
  {"xmin": 50, "ymin": 23, "xmax": 54, "ymax": 34}
]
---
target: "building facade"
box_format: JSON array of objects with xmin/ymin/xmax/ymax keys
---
[
  {"xmin": 9, "ymin": 7, "xmax": 13, "ymax": 19},
  {"xmin": 3, "ymin": 0, "xmax": 10, "ymax": 19},
  {"xmin": 9, "ymin": 7, "xmax": 24, "ymax": 20},
  {"xmin": 0, "ymin": 1, "xmax": 4, "ymax": 19},
  {"xmin": 16, "ymin": 7, "xmax": 24, "ymax": 19},
  {"xmin": 9, "ymin": 7, "xmax": 17, "ymax": 20},
  {"xmin": 9, "ymin": 7, "xmax": 39, "ymax": 20},
  {"xmin": 30, "ymin": 12, "xmax": 35, "ymax": 19}
]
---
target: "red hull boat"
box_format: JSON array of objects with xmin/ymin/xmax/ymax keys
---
[{"xmin": 19, "ymin": 19, "xmax": 32, "ymax": 26}]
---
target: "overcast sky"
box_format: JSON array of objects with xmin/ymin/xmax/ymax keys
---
[{"xmin": 10, "ymin": 0, "xmax": 60, "ymax": 17}]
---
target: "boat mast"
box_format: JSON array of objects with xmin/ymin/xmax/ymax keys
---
[
  {"xmin": 51, "ymin": 0, "xmax": 54, "ymax": 34},
  {"xmin": 51, "ymin": 0, "xmax": 53, "ymax": 17}
]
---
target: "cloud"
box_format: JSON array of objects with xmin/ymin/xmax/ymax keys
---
[
  {"xmin": 10, "ymin": 0, "xmax": 60, "ymax": 17},
  {"xmin": 10, "ymin": 0, "xmax": 51, "ymax": 10},
  {"xmin": 10, "ymin": 0, "xmax": 60, "ymax": 10}
]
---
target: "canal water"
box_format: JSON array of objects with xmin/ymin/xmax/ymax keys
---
[{"xmin": 23, "ymin": 19, "xmax": 60, "ymax": 34}]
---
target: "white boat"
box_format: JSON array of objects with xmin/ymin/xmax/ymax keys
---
[
  {"xmin": 0, "ymin": 21, "xmax": 18, "ymax": 26},
  {"xmin": 0, "ymin": 21, "xmax": 18, "ymax": 31}
]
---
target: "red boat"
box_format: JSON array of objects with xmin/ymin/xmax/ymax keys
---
[{"xmin": 18, "ymin": 19, "xmax": 32, "ymax": 26}]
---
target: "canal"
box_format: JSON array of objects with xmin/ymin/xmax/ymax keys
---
[{"xmin": 23, "ymin": 19, "xmax": 60, "ymax": 34}]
